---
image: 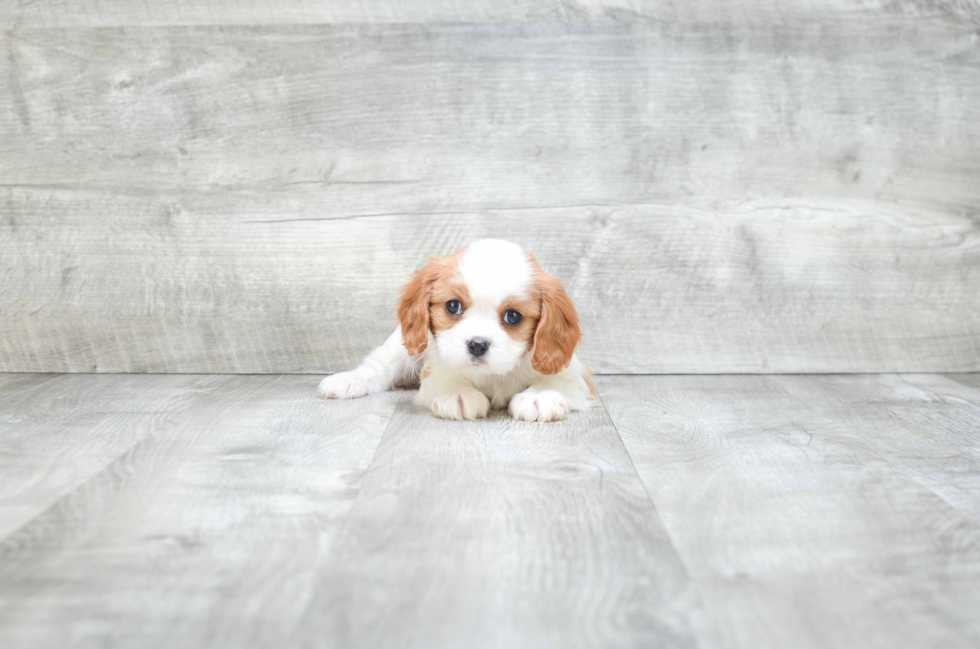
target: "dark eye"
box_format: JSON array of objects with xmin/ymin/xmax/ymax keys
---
[
  {"xmin": 446, "ymin": 300, "xmax": 464, "ymax": 316},
  {"xmin": 503, "ymin": 309, "xmax": 523, "ymax": 325}
]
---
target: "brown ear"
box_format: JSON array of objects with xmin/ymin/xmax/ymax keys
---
[
  {"xmin": 397, "ymin": 257, "xmax": 444, "ymax": 355},
  {"xmin": 531, "ymin": 272, "xmax": 581, "ymax": 374}
]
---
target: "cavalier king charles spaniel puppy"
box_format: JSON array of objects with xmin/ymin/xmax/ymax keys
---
[{"xmin": 319, "ymin": 239, "xmax": 597, "ymax": 421}]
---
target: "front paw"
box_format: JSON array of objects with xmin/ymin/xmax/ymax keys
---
[
  {"xmin": 509, "ymin": 389, "xmax": 568, "ymax": 422},
  {"xmin": 318, "ymin": 372, "xmax": 374, "ymax": 399},
  {"xmin": 431, "ymin": 389, "xmax": 490, "ymax": 421}
]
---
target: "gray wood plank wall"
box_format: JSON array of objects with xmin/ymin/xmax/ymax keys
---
[
  {"xmin": 2, "ymin": 10, "xmax": 979, "ymax": 374},
  {"xmin": 3, "ymin": 1, "xmax": 980, "ymax": 25}
]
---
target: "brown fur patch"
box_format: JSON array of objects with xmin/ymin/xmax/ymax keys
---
[
  {"xmin": 396, "ymin": 250, "xmax": 465, "ymax": 355},
  {"xmin": 429, "ymin": 275, "xmax": 472, "ymax": 336},
  {"xmin": 497, "ymin": 296, "xmax": 541, "ymax": 349},
  {"xmin": 526, "ymin": 253, "xmax": 581, "ymax": 375}
]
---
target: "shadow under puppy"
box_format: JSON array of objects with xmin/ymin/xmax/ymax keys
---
[{"xmin": 319, "ymin": 239, "xmax": 597, "ymax": 421}]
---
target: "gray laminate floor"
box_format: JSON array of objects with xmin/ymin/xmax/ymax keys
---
[{"xmin": 1, "ymin": 373, "xmax": 978, "ymax": 649}]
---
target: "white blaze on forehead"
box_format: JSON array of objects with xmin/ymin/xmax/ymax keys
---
[{"xmin": 458, "ymin": 239, "xmax": 533, "ymax": 306}]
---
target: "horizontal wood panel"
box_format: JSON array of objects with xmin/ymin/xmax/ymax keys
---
[
  {"xmin": 598, "ymin": 373, "xmax": 980, "ymax": 649},
  {"xmin": 2, "ymin": 0, "xmax": 979, "ymax": 26},
  {"xmin": 2, "ymin": 24, "xmax": 979, "ymax": 205},
  {"xmin": 2, "ymin": 190, "xmax": 978, "ymax": 373},
  {"xmin": 2, "ymin": 22, "xmax": 979, "ymax": 373}
]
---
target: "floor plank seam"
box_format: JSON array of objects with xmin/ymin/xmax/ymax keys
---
[
  {"xmin": 0, "ymin": 375, "xmax": 237, "ymax": 548},
  {"xmin": 282, "ymin": 389, "xmax": 408, "ymax": 635},
  {"xmin": 593, "ymin": 380, "xmax": 723, "ymax": 647}
]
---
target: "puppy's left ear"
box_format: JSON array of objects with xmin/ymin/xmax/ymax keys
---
[{"xmin": 531, "ymin": 272, "xmax": 581, "ymax": 375}]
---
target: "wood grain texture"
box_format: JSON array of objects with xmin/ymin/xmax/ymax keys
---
[
  {"xmin": 2, "ymin": 373, "xmax": 979, "ymax": 647},
  {"xmin": 2, "ymin": 0, "xmax": 978, "ymax": 26},
  {"xmin": 4, "ymin": 24, "xmax": 978, "ymax": 198},
  {"xmin": 0, "ymin": 373, "xmax": 227, "ymax": 538},
  {"xmin": 294, "ymin": 391, "xmax": 713, "ymax": 649},
  {"xmin": 2, "ymin": 196, "xmax": 978, "ymax": 374},
  {"xmin": 598, "ymin": 373, "xmax": 980, "ymax": 649},
  {"xmin": 0, "ymin": 375, "xmax": 400, "ymax": 648},
  {"xmin": 2, "ymin": 22, "xmax": 979, "ymax": 374}
]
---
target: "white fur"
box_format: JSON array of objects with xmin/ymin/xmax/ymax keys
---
[
  {"xmin": 318, "ymin": 327, "xmax": 418, "ymax": 398},
  {"xmin": 319, "ymin": 239, "xmax": 597, "ymax": 422},
  {"xmin": 458, "ymin": 239, "xmax": 533, "ymax": 305},
  {"xmin": 433, "ymin": 241, "xmax": 532, "ymax": 378}
]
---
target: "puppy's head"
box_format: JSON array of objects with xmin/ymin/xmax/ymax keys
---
[{"xmin": 397, "ymin": 239, "xmax": 580, "ymax": 376}]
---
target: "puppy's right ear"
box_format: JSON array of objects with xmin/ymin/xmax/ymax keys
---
[{"xmin": 397, "ymin": 257, "xmax": 443, "ymax": 355}]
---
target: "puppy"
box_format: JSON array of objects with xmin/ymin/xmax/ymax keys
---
[{"xmin": 318, "ymin": 239, "xmax": 597, "ymax": 421}]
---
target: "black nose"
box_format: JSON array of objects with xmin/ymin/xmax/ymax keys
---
[{"xmin": 467, "ymin": 338, "xmax": 491, "ymax": 358}]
